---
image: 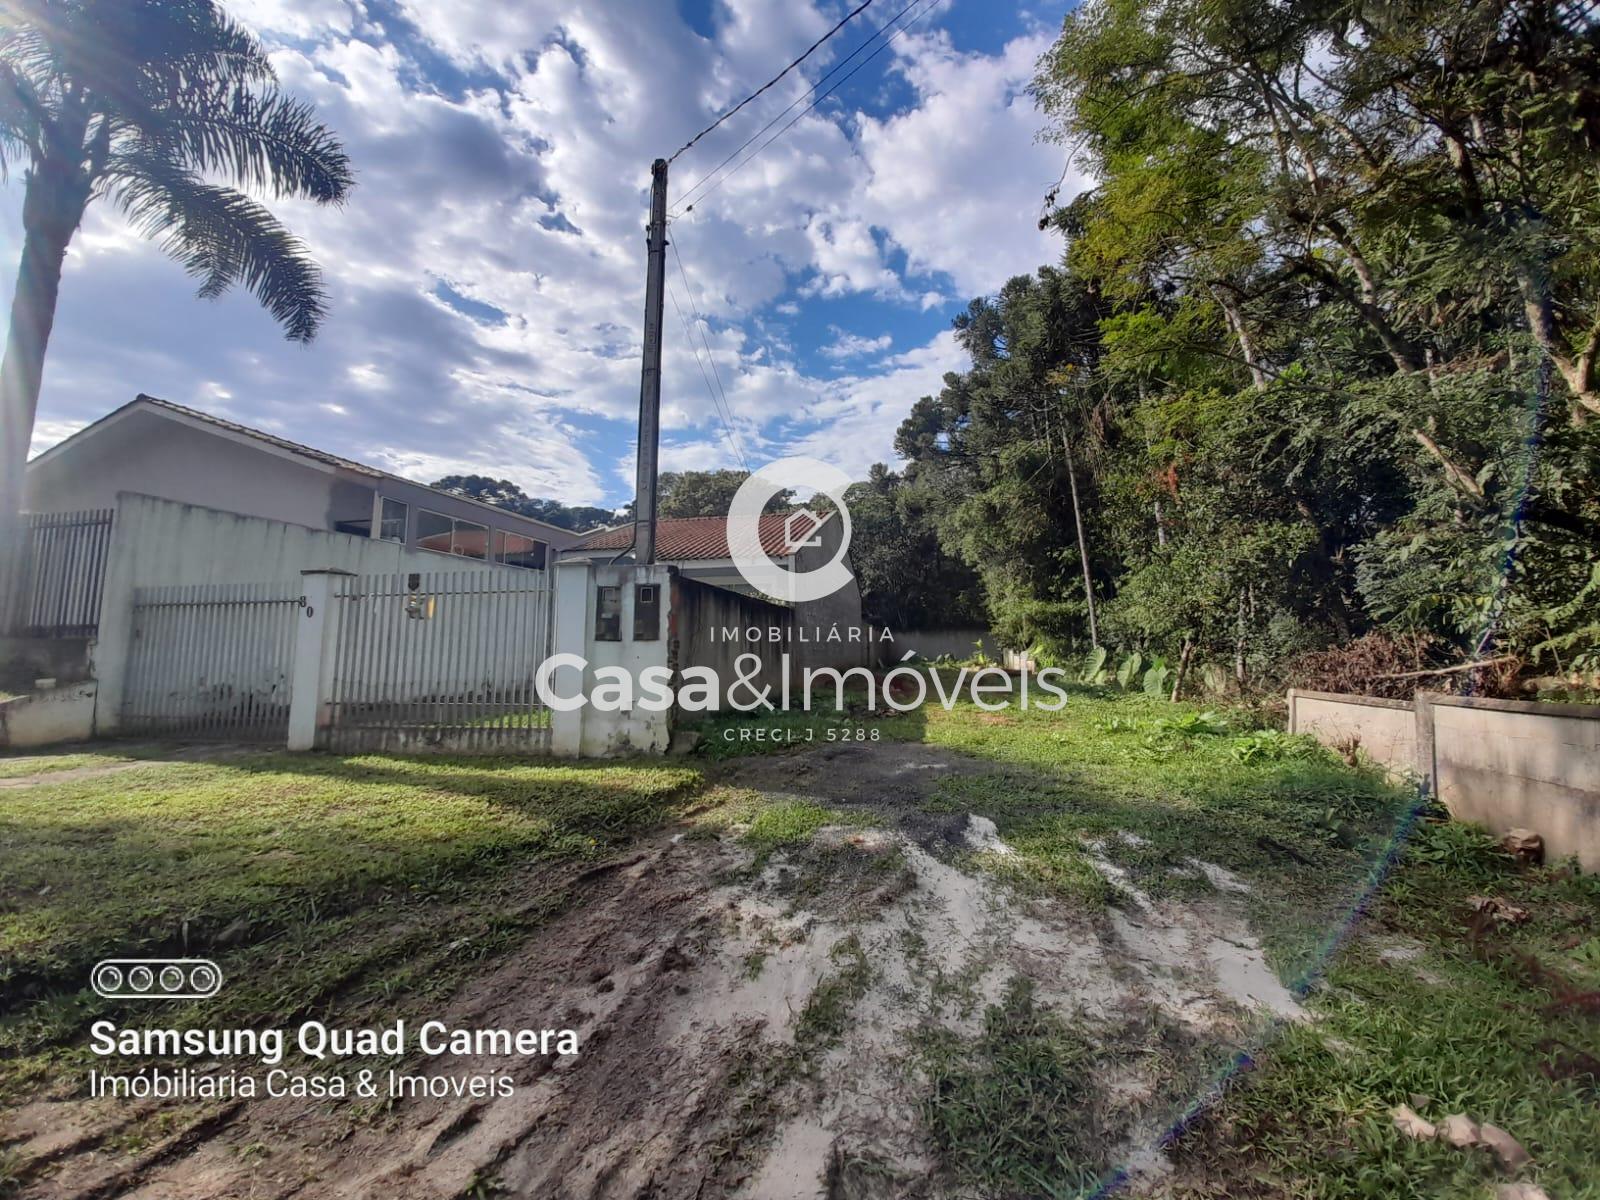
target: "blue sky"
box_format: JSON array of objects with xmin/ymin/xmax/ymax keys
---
[{"xmin": 4, "ymin": 0, "xmax": 1084, "ymax": 508}]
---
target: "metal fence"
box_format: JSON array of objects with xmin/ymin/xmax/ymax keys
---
[
  {"xmin": 324, "ymin": 569, "xmax": 553, "ymax": 753},
  {"xmin": 121, "ymin": 582, "xmax": 301, "ymax": 740},
  {"xmin": 1, "ymin": 509, "xmax": 115, "ymax": 637}
]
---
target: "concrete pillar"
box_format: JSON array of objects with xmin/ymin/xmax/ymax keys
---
[
  {"xmin": 549, "ymin": 560, "xmax": 593, "ymax": 757},
  {"xmin": 1413, "ymin": 690, "xmax": 1437, "ymax": 799},
  {"xmin": 287, "ymin": 569, "xmax": 352, "ymax": 751}
]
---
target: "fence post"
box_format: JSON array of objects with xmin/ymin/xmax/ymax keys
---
[
  {"xmin": 1413, "ymin": 690, "xmax": 1437, "ymax": 800},
  {"xmin": 287, "ymin": 569, "xmax": 352, "ymax": 751},
  {"xmin": 548, "ymin": 560, "xmax": 592, "ymax": 757}
]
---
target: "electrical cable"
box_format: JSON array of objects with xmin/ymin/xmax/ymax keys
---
[
  {"xmin": 669, "ymin": 237, "xmax": 752, "ymax": 471},
  {"xmin": 669, "ymin": 0, "xmax": 932, "ymax": 216},
  {"xmin": 667, "ymin": 275, "xmax": 751, "ymax": 472},
  {"xmin": 670, "ymin": 0, "xmax": 940, "ymax": 216},
  {"xmin": 669, "ymin": 0, "xmax": 878, "ymax": 164}
]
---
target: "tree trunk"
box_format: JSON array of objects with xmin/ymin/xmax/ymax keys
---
[
  {"xmin": 1171, "ymin": 638, "xmax": 1194, "ymax": 702},
  {"xmin": 1213, "ymin": 291, "xmax": 1267, "ymax": 390},
  {"xmin": 1, "ymin": 172, "xmax": 78, "ymax": 583},
  {"xmin": 1062, "ymin": 434, "xmax": 1098, "ymax": 649}
]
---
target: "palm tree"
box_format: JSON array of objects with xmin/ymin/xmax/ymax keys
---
[{"xmin": 0, "ymin": 0, "xmax": 353, "ymax": 559}]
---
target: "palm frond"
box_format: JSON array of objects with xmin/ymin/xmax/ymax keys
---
[
  {"xmin": 0, "ymin": 58, "xmax": 45, "ymax": 175},
  {"xmin": 108, "ymin": 153, "xmax": 330, "ymax": 342},
  {"xmin": 128, "ymin": 83, "xmax": 354, "ymax": 202},
  {"xmin": 81, "ymin": 0, "xmax": 275, "ymax": 86}
]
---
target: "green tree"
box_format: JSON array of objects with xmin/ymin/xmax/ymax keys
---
[
  {"xmin": 656, "ymin": 469, "xmax": 793, "ymax": 519},
  {"xmin": 845, "ymin": 463, "xmax": 984, "ymax": 631},
  {"xmin": 1, "ymin": 0, "xmax": 353, "ymax": 557},
  {"xmin": 430, "ymin": 475, "xmax": 621, "ymax": 532}
]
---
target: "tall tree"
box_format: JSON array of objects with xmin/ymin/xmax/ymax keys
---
[
  {"xmin": 0, "ymin": 0, "xmax": 353, "ymax": 559},
  {"xmin": 430, "ymin": 474, "xmax": 621, "ymax": 532},
  {"xmin": 656, "ymin": 469, "xmax": 793, "ymax": 519}
]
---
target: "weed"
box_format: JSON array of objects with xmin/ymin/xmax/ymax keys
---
[{"xmin": 917, "ymin": 976, "xmax": 1103, "ymax": 1198}]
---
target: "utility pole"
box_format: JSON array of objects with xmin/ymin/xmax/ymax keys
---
[{"xmin": 631, "ymin": 157, "xmax": 669, "ymax": 564}]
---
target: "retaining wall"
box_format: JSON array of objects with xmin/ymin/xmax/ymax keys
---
[{"xmin": 1288, "ymin": 688, "xmax": 1599, "ymax": 870}]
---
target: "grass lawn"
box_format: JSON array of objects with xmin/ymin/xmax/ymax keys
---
[
  {"xmin": 694, "ymin": 688, "xmax": 1600, "ymax": 1198},
  {"xmin": 0, "ymin": 749, "xmax": 699, "ymax": 1110},
  {"xmin": 2, "ymin": 689, "xmax": 1594, "ymax": 1198}
]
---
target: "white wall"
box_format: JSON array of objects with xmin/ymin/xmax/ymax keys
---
[
  {"xmin": 1288, "ymin": 688, "xmax": 1417, "ymax": 777},
  {"xmin": 93, "ymin": 493, "xmax": 511, "ymax": 733},
  {"xmin": 27, "ymin": 408, "xmax": 338, "ymax": 528},
  {"xmin": 549, "ymin": 561, "xmax": 674, "ymax": 757}
]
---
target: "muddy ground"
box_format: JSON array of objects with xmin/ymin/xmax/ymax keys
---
[{"xmin": 7, "ymin": 741, "xmax": 1303, "ymax": 1200}]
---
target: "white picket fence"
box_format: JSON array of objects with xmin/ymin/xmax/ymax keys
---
[
  {"xmin": 121, "ymin": 582, "xmax": 301, "ymax": 740},
  {"xmin": 324, "ymin": 570, "xmax": 554, "ymax": 753}
]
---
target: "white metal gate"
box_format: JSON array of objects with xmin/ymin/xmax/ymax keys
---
[
  {"xmin": 323, "ymin": 570, "xmax": 553, "ymax": 754},
  {"xmin": 121, "ymin": 582, "xmax": 300, "ymax": 740}
]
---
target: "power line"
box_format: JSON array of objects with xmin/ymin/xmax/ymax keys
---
[
  {"xmin": 671, "ymin": 237, "xmax": 752, "ymax": 470},
  {"xmin": 666, "ymin": 269, "xmax": 751, "ymax": 472},
  {"xmin": 669, "ymin": 0, "xmax": 878, "ymax": 164},
  {"xmin": 670, "ymin": 0, "xmax": 931, "ymax": 216},
  {"xmin": 671, "ymin": 0, "xmax": 940, "ymax": 216}
]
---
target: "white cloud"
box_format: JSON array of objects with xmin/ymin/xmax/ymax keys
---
[
  {"xmin": 820, "ymin": 327, "xmax": 893, "ymax": 360},
  {"xmin": 3, "ymin": 2, "xmax": 1070, "ymax": 506},
  {"xmin": 856, "ymin": 29, "xmax": 1082, "ymax": 295}
]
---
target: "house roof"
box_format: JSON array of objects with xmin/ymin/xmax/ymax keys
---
[
  {"xmin": 28, "ymin": 394, "xmax": 579, "ymax": 538},
  {"xmin": 570, "ymin": 511, "xmax": 830, "ymax": 561}
]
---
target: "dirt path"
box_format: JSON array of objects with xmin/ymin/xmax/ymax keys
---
[{"xmin": 9, "ymin": 741, "xmax": 1303, "ymax": 1199}]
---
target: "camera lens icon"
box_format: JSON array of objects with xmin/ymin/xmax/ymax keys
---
[{"xmin": 91, "ymin": 958, "xmax": 224, "ymax": 1000}]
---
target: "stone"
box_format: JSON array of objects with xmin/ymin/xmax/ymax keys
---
[
  {"xmin": 1390, "ymin": 1104, "xmax": 1436, "ymax": 1141},
  {"xmin": 1438, "ymin": 1113, "xmax": 1480, "ymax": 1149},
  {"xmin": 1478, "ymin": 1123, "xmax": 1532, "ymax": 1172},
  {"xmin": 1501, "ymin": 828, "xmax": 1544, "ymax": 866}
]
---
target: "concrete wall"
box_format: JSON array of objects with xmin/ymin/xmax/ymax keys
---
[
  {"xmin": 1425, "ymin": 693, "xmax": 1600, "ymax": 872},
  {"xmin": 549, "ymin": 561, "xmax": 675, "ymax": 757},
  {"xmin": 1288, "ymin": 688, "xmax": 1600, "ymax": 870},
  {"xmin": 1288, "ymin": 688, "xmax": 1417, "ymax": 777},
  {"xmin": 0, "ymin": 636, "xmax": 93, "ymax": 684},
  {"xmin": 93, "ymin": 494, "xmax": 514, "ymax": 734},
  {"xmin": 0, "ymin": 683, "xmax": 96, "ymax": 748}
]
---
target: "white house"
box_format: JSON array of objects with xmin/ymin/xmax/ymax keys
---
[{"xmin": 24, "ymin": 394, "xmax": 583, "ymax": 569}]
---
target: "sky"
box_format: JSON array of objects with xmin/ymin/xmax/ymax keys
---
[{"xmin": 4, "ymin": 0, "xmax": 1085, "ymax": 509}]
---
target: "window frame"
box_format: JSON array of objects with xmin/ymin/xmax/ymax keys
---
[
  {"xmin": 378, "ymin": 497, "xmax": 408, "ymax": 543},
  {"xmin": 416, "ymin": 508, "xmax": 488, "ymax": 560}
]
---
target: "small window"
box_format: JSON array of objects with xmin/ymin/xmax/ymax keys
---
[
  {"xmin": 379, "ymin": 498, "xmax": 407, "ymax": 543},
  {"xmin": 494, "ymin": 530, "xmax": 548, "ymax": 570},
  {"xmin": 634, "ymin": 583, "xmax": 661, "ymax": 641},
  {"xmin": 595, "ymin": 586, "xmax": 622, "ymax": 641},
  {"xmin": 417, "ymin": 509, "xmax": 453, "ymax": 554},
  {"xmin": 452, "ymin": 518, "xmax": 488, "ymax": 560},
  {"xmin": 417, "ymin": 509, "xmax": 487, "ymax": 559}
]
